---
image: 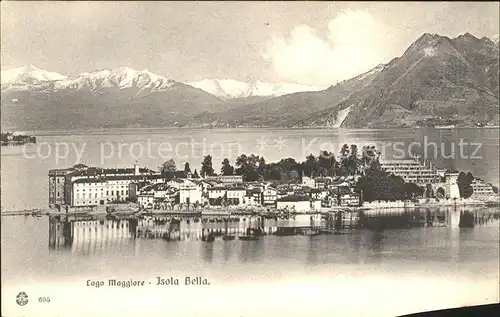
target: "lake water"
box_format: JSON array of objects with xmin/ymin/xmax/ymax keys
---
[
  {"xmin": 1, "ymin": 128, "xmax": 499, "ymax": 211},
  {"xmin": 1, "ymin": 128, "xmax": 499, "ymax": 316},
  {"xmin": 1, "ymin": 213, "xmax": 499, "ymax": 317}
]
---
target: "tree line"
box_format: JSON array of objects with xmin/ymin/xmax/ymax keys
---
[{"xmin": 158, "ymin": 144, "xmax": 482, "ymax": 202}]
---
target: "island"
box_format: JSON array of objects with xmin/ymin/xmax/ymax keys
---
[{"xmin": 1, "ymin": 132, "xmax": 36, "ymax": 146}]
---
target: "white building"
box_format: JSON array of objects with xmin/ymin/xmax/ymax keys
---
[
  {"xmin": 204, "ymin": 175, "xmax": 243, "ymax": 184},
  {"xmin": 276, "ymin": 196, "xmax": 320, "ymax": 212},
  {"xmin": 471, "ymin": 179, "xmax": 496, "ymax": 199},
  {"xmin": 138, "ymin": 192, "xmax": 154, "ymax": 209},
  {"xmin": 263, "ymin": 187, "xmax": 278, "ymax": 206},
  {"xmin": 380, "ymin": 159, "xmax": 440, "ymax": 184},
  {"xmin": 71, "ymin": 178, "xmax": 134, "ymax": 207},
  {"xmin": 301, "ymin": 176, "xmax": 315, "ymax": 187},
  {"xmin": 178, "ymin": 180, "xmax": 203, "ymax": 205}
]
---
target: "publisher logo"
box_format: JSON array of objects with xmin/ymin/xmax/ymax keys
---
[{"xmin": 16, "ymin": 291, "xmax": 28, "ymax": 306}]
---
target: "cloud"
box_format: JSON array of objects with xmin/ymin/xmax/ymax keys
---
[{"xmin": 262, "ymin": 9, "xmax": 391, "ymax": 86}]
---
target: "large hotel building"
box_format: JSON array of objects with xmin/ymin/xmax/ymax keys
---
[
  {"xmin": 48, "ymin": 164, "xmax": 163, "ymax": 209},
  {"xmin": 379, "ymin": 159, "xmax": 441, "ymax": 184}
]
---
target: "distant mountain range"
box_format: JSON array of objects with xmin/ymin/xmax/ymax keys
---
[
  {"xmin": 187, "ymin": 78, "xmax": 325, "ymax": 99},
  {"xmin": 1, "ymin": 32, "xmax": 498, "ymax": 130}
]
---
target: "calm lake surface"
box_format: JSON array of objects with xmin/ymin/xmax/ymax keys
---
[
  {"xmin": 1, "ymin": 127, "xmax": 499, "ymax": 211},
  {"xmin": 1, "ymin": 128, "xmax": 499, "ymax": 317}
]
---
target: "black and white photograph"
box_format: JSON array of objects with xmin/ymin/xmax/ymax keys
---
[{"xmin": 1, "ymin": 1, "xmax": 499, "ymax": 316}]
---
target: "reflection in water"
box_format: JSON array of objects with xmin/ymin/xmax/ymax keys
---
[
  {"xmin": 48, "ymin": 208, "xmax": 499, "ymax": 259},
  {"xmin": 369, "ymin": 230, "xmax": 385, "ymax": 262}
]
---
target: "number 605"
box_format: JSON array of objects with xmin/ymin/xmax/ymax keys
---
[{"xmin": 38, "ymin": 297, "xmax": 50, "ymax": 303}]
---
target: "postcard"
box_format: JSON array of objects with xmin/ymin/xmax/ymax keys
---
[{"xmin": 1, "ymin": 2, "xmax": 499, "ymax": 316}]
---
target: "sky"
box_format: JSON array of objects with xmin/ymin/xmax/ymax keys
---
[{"xmin": 1, "ymin": 1, "xmax": 499, "ymax": 86}]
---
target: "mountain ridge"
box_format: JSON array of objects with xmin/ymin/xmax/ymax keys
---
[{"xmin": 1, "ymin": 33, "xmax": 498, "ymax": 130}]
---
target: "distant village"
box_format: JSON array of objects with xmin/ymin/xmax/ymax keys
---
[
  {"xmin": 48, "ymin": 144, "xmax": 499, "ymax": 214},
  {"xmin": 1, "ymin": 132, "xmax": 36, "ymax": 145}
]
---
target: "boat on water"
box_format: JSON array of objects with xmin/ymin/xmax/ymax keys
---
[{"xmin": 238, "ymin": 235, "xmax": 259, "ymax": 241}]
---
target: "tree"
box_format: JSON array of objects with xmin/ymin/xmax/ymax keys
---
[
  {"xmin": 404, "ymin": 183, "xmax": 425, "ymax": 199},
  {"xmin": 436, "ymin": 187, "xmax": 445, "ymax": 198},
  {"xmin": 345, "ymin": 145, "xmax": 362, "ymax": 175},
  {"xmin": 184, "ymin": 162, "xmax": 191, "ymax": 174},
  {"xmin": 235, "ymin": 154, "xmax": 261, "ymax": 182},
  {"xmin": 287, "ymin": 170, "xmax": 300, "ymax": 181},
  {"xmin": 457, "ymin": 172, "xmax": 474, "ymax": 198},
  {"xmin": 355, "ymin": 166, "xmax": 406, "ymax": 202},
  {"xmin": 425, "ymin": 184, "xmax": 434, "ymax": 198},
  {"xmin": 303, "ymin": 154, "xmax": 319, "ymax": 177},
  {"xmin": 192, "ymin": 169, "xmax": 200, "ymax": 178},
  {"xmin": 257, "ymin": 157, "xmax": 267, "ymax": 178},
  {"xmin": 160, "ymin": 159, "xmax": 177, "ymax": 175},
  {"xmin": 318, "ymin": 151, "xmax": 337, "ymax": 176},
  {"xmin": 221, "ymin": 158, "xmax": 234, "ymax": 175},
  {"xmin": 200, "ymin": 155, "xmax": 215, "ymax": 177},
  {"xmin": 339, "ymin": 144, "xmax": 351, "ymax": 176}
]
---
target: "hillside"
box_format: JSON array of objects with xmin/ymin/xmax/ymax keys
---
[
  {"xmin": 187, "ymin": 64, "xmax": 385, "ymax": 127},
  {"xmin": 1, "ymin": 67, "xmax": 226, "ymax": 130},
  {"xmin": 299, "ymin": 33, "xmax": 499, "ymax": 128},
  {"xmin": 1, "ymin": 33, "xmax": 498, "ymax": 130}
]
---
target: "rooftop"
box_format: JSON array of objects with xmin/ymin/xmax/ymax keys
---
[{"xmin": 277, "ymin": 195, "xmax": 311, "ymax": 202}]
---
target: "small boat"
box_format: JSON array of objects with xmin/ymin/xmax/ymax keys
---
[
  {"xmin": 238, "ymin": 235, "xmax": 259, "ymax": 241},
  {"xmin": 222, "ymin": 234, "xmax": 236, "ymax": 241}
]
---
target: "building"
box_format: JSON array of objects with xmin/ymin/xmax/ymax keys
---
[
  {"xmin": 262, "ymin": 187, "xmax": 278, "ymax": 206},
  {"xmin": 204, "ymin": 175, "xmax": 243, "ymax": 184},
  {"xmin": 137, "ymin": 192, "xmax": 155, "ymax": 209},
  {"xmin": 207, "ymin": 186, "xmax": 246, "ymax": 206},
  {"xmin": 339, "ymin": 193, "xmax": 361, "ymax": 207},
  {"xmin": 310, "ymin": 188, "xmax": 328, "ymax": 200},
  {"xmin": 137, "ymin": 183, "xmax": 179, "ymax": 210},
  {"xmin": 49, "ymin": 163, "xmax": 162, "ymax": 209},
  {"xmin": 226, "ymin": 187, "xmax": 246, "ymax": 205},
  {"xmin": 443, "ymin": 172, "xmax": 460, "ymax": 199},
  {"xmin": 276, "ymin": 195, "xmax": 316, "ymax": 212},
  {"xmin": 178, "ymin": 180, "xmax": 203, "ymax": 205},
  {"xmin": 301, "ymin": 176, "xmax": 315, "ymax": 187},
  {"xmin": 471, "ymin": 179, "xmax": 496, "ymax": 198},
  {"xmin": 380, "ymin": 159, "xmax": 440, "ymax": 184},
  {"xmin": 48, "ymin": 168, "xmax": 75, "ymax": 206}
]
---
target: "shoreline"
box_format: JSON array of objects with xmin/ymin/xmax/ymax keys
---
[
  {"xmin": 4, "ymin": 126, "xmax": 499, "ymax": 137},
  {"xmin": 2, "ymin": 202, "xmax": 498, "ymax": 218}
]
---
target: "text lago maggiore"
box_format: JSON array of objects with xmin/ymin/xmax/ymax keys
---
[{"xmin": 86, "ymin": 277, "xmax": 210, "ymax": 288}]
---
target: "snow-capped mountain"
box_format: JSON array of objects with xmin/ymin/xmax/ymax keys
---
[
  {"xmin": 1, "ymin": 64, "xmax": 67, "ymax": 91},
  {"xmin": 1, "ymin": 65, "xmax": 176, "ymax": 94},
  {"xmin": 55, "ymin": 67, "xmax": 175, "ymax": 93},
  {"xmin": 187, "ymin": 79, "xmax": 325, "ymax": 99}
]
